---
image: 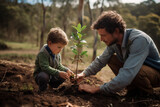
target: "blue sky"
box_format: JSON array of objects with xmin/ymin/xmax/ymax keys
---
[{"xmin": 22, "ymin": 0, "xmax": 160, "ymax": 6}]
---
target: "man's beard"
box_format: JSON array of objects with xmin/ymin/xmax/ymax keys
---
[{"xmin": 108, "ymin": 38, "xmax": 118, "ymax": 46}]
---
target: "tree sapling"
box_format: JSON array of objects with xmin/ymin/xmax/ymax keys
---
[{"xmin": 70, "ymin": 23, "xmax": 88, "ymax": 84}]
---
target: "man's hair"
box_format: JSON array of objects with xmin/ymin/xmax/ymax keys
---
[
  {"xmin": 47, "ymin": 27, "xmax": 69, "ymax": 45},
  {"xmin": 91, "ymin": 11, "xmax": 126, "ymax": 34}
]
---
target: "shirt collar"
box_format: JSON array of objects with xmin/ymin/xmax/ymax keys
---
[
  {"xmin": 45, "ymin": 45, "xmax": 55, "ymax": 58},
  {"xmin": 121, "ymin": 29, "xmax": 128, "ymax": 48}
]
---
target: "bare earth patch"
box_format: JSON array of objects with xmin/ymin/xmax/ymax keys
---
[{"xmin": 0, "ymin": 60, "xmax": 160, "ymax": 107}]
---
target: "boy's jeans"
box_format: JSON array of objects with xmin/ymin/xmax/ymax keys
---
[
  {"xmin": 35, "ymin": 72, "xmax": 65, "ymax": 91},
  {"xmin": 108, "ymin": 55, "xmax": 160, "ymax": 94}
]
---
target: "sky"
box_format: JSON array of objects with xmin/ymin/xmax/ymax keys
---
[
  {"xmin": 22, "ymin": 0, "xmax": 160, "ymax": 6},
  {"xmin": 92, "ymin": 0, "xmax": 144, "ymax": 4},
  {"xmin": 91, "ymin": 0, "xmax": 160, "ymax": 4}
]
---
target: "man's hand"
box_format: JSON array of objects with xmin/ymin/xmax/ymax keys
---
[
  {"xmin": 78, "ymin": 84, "xmax": 100, "ymax": 94},
  {"xmin": 76, "ymin": 72, "xmax": 85, "ymax": 84},
  {"xmin": 59, "ymin": 72, "xmax": 69, "ymax": 80}
]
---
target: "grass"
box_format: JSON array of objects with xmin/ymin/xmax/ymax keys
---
[
  {"xmin": 0, "ymin": 54, "xmax": 36, "ymax": 63},
  {"xmin": 0, "ymin": 38, "xmax": 114, "ymax": 82},
  {"xmin": 6, "ymin": 41, "xmax": 39, "ymax": 50},
  {"xmin": 0, "ymin": 39, "xmax": 39, "ymax": 50}
]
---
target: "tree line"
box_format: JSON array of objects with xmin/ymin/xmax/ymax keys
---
[{"xmin": 0, "ymin": 0, "xmax": 160, "ymax": 53}]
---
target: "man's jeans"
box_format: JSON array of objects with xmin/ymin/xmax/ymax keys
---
[
  {"xmin": 35, "ymin": 72, "xmax": 65, "ymax": 91},
  {"xmin": 108, "ymin": 55, "xmax": 160, "ymax": 94}
]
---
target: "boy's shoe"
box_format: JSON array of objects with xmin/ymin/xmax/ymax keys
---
[
  {"xmin": 38, "ymin": 89, "xmax": 45, "ymax": 94},
  {"xmin": 49, "ymin": 85, "xmax": 54, "ymax": 90},
  {"xmin": 37, "ymin": 90, "xmax": 41, "ymax": 94}
]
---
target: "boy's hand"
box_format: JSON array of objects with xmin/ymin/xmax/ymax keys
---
[
  {"xmin": 66, "ymin": 70, "xmax": 74, "ymax": 77},
  {"xmin": 59, "ymin": 71, "xmax": 69, "ymax": 80},
  {"xmin": 67, "ymin": 70, "xmax": 75, "ymax": 82}
]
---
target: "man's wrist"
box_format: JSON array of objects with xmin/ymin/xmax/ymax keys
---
[
  {"xmin": 82, "ymin": 72, "xmax": 86, "ymax": 77},
  {"xmin": 94, "ymin": 86, "xmax": 100, "ymax": 93}
]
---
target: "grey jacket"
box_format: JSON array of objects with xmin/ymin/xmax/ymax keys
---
[{"xmin": 83, "ymin": 29, "xmax": 160, "ymax": 94}]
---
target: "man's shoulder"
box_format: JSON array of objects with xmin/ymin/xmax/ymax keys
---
[{"xmin": 129, "ymin": 29, "xmax": 151, "ymax": 42}]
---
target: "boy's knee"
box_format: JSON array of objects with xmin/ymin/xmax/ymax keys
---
[
  {"xmin": 49, "ymin": 76, "xmax": 65, "ymax": 88},
  {"xmin": 36, "ymin": 72, "xmax": 49, "ymax": 84},
  {"xmin": 35, "ymin": 72, "xmax": 50, "ymax": 91}
]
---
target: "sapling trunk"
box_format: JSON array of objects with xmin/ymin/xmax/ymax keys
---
[
  {"xmin": 71, "ymin": 23, "xmax": 87, "ymax": 84},
  {"xmin": 75, "ymin": 43, "xmax": 80, "ymax": 84},
  {"xmin": 75, "ymin": 55, "xmax": 79, "ymax": 84}
]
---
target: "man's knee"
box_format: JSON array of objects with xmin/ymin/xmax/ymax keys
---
[
  {"xmin": 108, "ymin": 55, "xmax": 118, "ymax": 66},
  {"xmin": 131, "ymin": 66, "xmax": 154, "ymax": 94},
  {"xmin": 108, "ymin": 55, "xmax": 123, "ymax": 76}
]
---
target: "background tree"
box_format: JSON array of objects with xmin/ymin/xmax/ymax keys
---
[
  {"xmin": 56, "ymin": 0, "xmax": 75, "ymax": 61},
  {"xmin": 40, "ymin": 0, "xmax": 46, "ymax": 49},
  {"xmin": 0, "ymin": 0, "xmax": 160, "ymax": 57},
  {"xmin": 138, "ymin": 13, "xmax": 160, "ymax": 50},
  {"xmin": 78, "ymin": 0, "xmax": 84, "ymax": 26},
  {"xmin": 91, "ymin": 0, "xmax": 105, "ymax": 61}
]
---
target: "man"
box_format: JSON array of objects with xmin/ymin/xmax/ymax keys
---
[{"xmin": 77, "ymin": 11, "xmax": 160, "ymax": 95}]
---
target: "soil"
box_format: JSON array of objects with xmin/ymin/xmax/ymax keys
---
[{"xmin": 0, "ymin": 59, "xmax": 160, "ymax": 107}]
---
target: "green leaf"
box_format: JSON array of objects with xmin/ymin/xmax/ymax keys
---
[
  {"xmin": 77, "ymin": 23, "xmax": 81, "ymax": 32},
  {"xmin": 77, "ymin": 33, "xmax": 82, "ymax": 40},
  {"xmin": 72, "ymin": 49, "xmax": 78, "ymax": 55},
  {"xmin": 72, "ymin": 26, "xmax": 78, "ymax": 31},
  {"xmin": 80, "ymin": 51, "xmax": 87, "ymax": 56},
  {"xmin": 71, "ymin": 33, "xmax": 78, "ymax": 40},
  {"xmin": 81, "ymin": 25, "xmax": 86, "ymax": 31}
]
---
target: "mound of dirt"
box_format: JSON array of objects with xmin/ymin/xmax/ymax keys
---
[
  {"xmin": 0, "ymin": 60, "xmax": 160, "ymax": 107},
  {"xmin": 0, "ymin": 42, "xmax": 9, "ymax": 50}
]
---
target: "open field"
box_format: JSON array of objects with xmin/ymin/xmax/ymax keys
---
[
  {"xmin": 0, "ymin": 41, "xmax": 159, "ymax": 107},
  {"xmin": 0, "ymin": 40, "xmax": 114, "ymax": 82}
]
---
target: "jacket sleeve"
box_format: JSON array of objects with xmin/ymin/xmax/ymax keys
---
[
  {"xmin": 83, "ymin": 46, "xmax": 115, "ymax": 76},
  {"xmin": 57, "ymin": 54, "xmax": 69, "ymax": 72},
  {"xmin": 38, "ymin": 52, "xmax": 60, "ymax": 76}
]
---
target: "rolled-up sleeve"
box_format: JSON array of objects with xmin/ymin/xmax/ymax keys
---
[
  {"xmin": 100, "ymin": 37, "xmax": 150, "ymax": 94},
  {"xmin": 83, "ymin": 46, "xmax": 115, "ymax": 76}
]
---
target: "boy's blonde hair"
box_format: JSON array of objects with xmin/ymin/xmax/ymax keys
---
[{"xmin": 47, "ymin": 27, "xmax": 69, "ymax": 45}]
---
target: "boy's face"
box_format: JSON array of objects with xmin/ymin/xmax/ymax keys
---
[{"xmin": 48, "ymin": 42, "xmax": 65, "ymax": 55}]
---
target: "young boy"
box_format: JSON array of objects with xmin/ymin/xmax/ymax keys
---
[{"xmin": 34, "ymin": 27, "xmax": 73, "ymax": 93}]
